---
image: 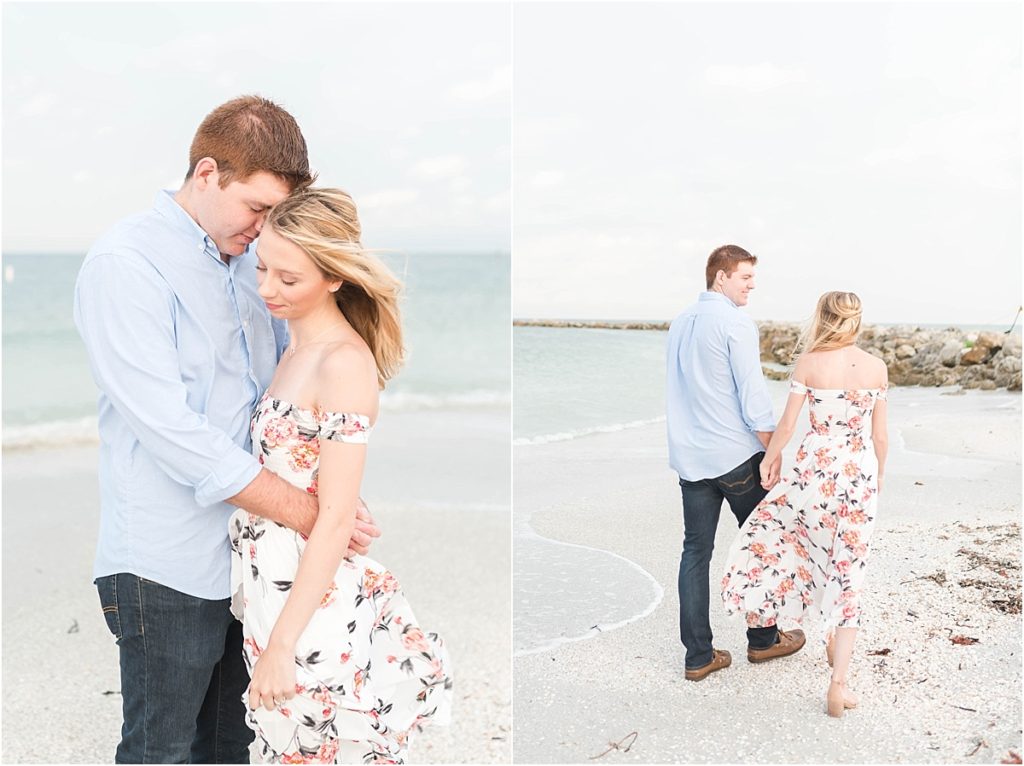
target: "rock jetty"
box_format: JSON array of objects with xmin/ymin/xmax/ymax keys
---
[{"xmin": 514, "ymin": 319, "xmax": 1022, "ymax": 391}]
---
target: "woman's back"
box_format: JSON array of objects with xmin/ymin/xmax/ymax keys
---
[{"xmin": 796, "ymin": 345, "xmax": 888, "ymax": 391}]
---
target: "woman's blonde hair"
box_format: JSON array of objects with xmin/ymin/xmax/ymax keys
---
[
  {"xmin": 797, "ymin": 291, "xmax": 863, "ymax": 354},
  {"xmin": 266, "ymin": 188, "xmax": 404, "ymax": 388}
]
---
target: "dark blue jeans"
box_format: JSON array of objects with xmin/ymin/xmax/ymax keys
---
[
  {"xmin": 678, "ymin": 452, "xmax": 778, "ymax": 669},
  {"xmin": 96, "ymin": 573, "xmax": 251, "ymax": 764}
]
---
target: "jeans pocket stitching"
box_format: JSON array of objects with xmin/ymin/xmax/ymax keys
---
[
  {"xmin": 99, "ymin": 576, "xmax": 123, "ymax": 641},
  {"xmin": 720, "ymin": 473, "xmax": 754, "ymax": 489}
]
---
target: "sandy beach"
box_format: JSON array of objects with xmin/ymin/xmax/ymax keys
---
[
  {"xmin": 1, "ymin": 407, "xmax": 511, "ymax": 764},
  {"xmin": 513, "ymin": 386, "xmax": 1021, "ymax": 763}
]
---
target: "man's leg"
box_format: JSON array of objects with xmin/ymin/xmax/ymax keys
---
[
  {"xmin": 192, "ymin": 618, "xmax": 254, "ymax": 764},
  {"xmin": 716, "ymin": 453, "xmax": 778, "ymax": 650},
  {"xmin": 678, "ymin": 477, "xmax": 724, "ymax": 669},
  {"xmin": 96, "ymin": 573, "xmax": 236, "ymax": 764}
]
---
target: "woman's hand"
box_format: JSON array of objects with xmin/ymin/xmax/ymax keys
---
[
  {"xmin": 247, "ymin": 643, "xmax": 297, "ymax": 712},
  {"xmin": 760, "ymin": 455, "xmax": 781, "ymax": 490}
]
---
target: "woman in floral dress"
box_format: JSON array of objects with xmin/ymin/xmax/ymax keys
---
[
  {"xmin": 721, "ymin": 291, "xmax": 888, "ymax": 718},
  {"xmin": 228, "ymin": 188, "xmax": 451, "ymax": 763}
]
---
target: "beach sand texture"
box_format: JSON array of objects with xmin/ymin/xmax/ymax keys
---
[
  {"xmin": 513, "ymin": 387, "xmax": 1021, "ymax": 763},
  {"xmin": 1, "ymin": 408, "xmax": 511, "ymax": 764}
]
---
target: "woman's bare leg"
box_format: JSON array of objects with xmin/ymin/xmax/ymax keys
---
[{"xmin": 827, "ymin": 626, "xmax": 859, "ymax": 716}]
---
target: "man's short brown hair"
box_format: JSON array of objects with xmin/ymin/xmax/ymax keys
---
[
  {"xmin": 185, "ymin": 95, "xmax": 315, "ymax": 191},
  {"xmin": 705, "ymin": 244, "xmax": 757, "ymax": 289}
]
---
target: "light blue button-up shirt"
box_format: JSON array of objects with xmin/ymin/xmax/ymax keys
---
[
  {"xmin": 74, "ymin": 191, "xmax": 289, "ymax": 599},
  {"xmin": 666, "ymin": 291, "xmax": 776, "ymax": 482}
]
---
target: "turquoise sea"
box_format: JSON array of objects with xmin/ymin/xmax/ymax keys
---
[
  {"xmin": 513, "ymin": 322, "xmax": 1020, "ymax": 445},
  {"xmin": 2, "ymin": 252, "xmax": 510, "ymax": 448}
]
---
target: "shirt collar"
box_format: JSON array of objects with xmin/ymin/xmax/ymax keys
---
[
  {"xmin": 700, "ymin": 290, "xmax": 739, "ymax": 309},
  {"xmin": 153, "ymin": 190, "xmax": 224, "ymax": 266}
]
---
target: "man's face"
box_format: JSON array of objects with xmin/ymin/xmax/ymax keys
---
[
  {"xmin": 193, "ymin": 170, "xmax": 292, "ymax": 257},
  {"xmin": 718, "ymin": 260, "xmax": 756, "ymax": 306}
]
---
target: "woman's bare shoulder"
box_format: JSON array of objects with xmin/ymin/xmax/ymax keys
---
[{"xmin": 315, "ymin": 340, "xmax": 378, "ymax": 409}]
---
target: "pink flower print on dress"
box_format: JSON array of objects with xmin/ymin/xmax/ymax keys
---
[
  {"xmin": 820, "ymin": 478, "xmax": 837, "ymax": 498},
  {"xmin": 288, "ymin": 442, "xmax": 318, "ymax": 472},
  {"xmin": 315, "ymin": 740, "xmax": 340, "ymax": 763},
  {"xmin": 244, "ymin": 636, "xmax": 263, "ymax": 658},
  {"xmin": 849, "ymin": 510, "xmax": 869, "ymax": 525},
  {"xmin": 262, "ymin": 417, "xmax": 298, "ymax": 448},
  {"xmin": 748, "ymin": 542, "xmax": 767, "ymax": 558},
  {"xmin": 339, "ymin": 418, "xmax": 367, "ymax": 438},
  {"xmin": 362, "ymin": 568, "xmax": 380, "ymax": 597},
  {"xmin": 401, "ymin": 626, "xmax": 430, "ymax": 653},
  {"xmin": 809, "ymin": 411, "xmax": 829, "ymax": 435},
  {"xmin": 320, "ymin": 581, "xmax": 337, "ymax": 609},
  {"xmin": 842, "ymin": 461, "xmax": 860, "ymax": 479},
  {"xmin": 377, "ymin": 571, "xmax": 399, "ymax": 595},
  {"xmin": 847, "ymin": 414, "xmax": 863, "ymax": 431}
]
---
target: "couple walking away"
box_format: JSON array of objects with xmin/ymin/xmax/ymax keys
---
[
  {"xmin": 74, "ymin": 96, "xmax": 452, "ymax": 764},
  {"xmin": 667, "ymin": 245, "xmax": 888, "ymax": 718}
]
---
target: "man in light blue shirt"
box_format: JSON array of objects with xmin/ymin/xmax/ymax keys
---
[
  {"xmin": 666, "ymin": 245, "xmax": 805, "ymax": 681},
  {"xmin": 75, "ymin": 96, "xmax": 378, "ymax": 764}
]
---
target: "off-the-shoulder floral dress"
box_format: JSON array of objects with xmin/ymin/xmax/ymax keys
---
[
  {"xmin": 229, "ymin": 392, "xmax": 452, "ymax": 764},
  {"xmin": 721, "ymin": 380, "xmax": 887, "ymax": 638}
]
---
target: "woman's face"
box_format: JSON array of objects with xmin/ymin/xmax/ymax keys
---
[{"xmin": 255, "ymin": 225, "xmax": 341, "ymax": 320}]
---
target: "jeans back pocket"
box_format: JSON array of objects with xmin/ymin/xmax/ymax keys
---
[{"xmin": 95, "ymin": 575, "xmax": 122, "ymax": 641}]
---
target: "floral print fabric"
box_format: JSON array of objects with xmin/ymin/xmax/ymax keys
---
[
  {"xmin": 721, "ymin": 380, "xmax": 887, "ymax": 637},
  {"xmin": 229, "ymin": 392, "xmax": 452, "ymax": 764}
]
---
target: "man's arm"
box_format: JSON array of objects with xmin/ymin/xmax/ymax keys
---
[
  {"xmin": 727, "ymin": 320, "xmax": 776, "ymax": 437},
  {"xmin": 226, "ymin": 470, "xmax": 379, "ymax": 555},
  {"xmin": 74, "ymin": 254, "xmax": 261, "ymax": 506}
]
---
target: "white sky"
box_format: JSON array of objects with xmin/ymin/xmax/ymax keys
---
[
  {"xmin": 513, "ymin": 1, "xmax": 1022, "ymax": 325},
  {"xmin": 2, "ymin": 2, "xmax": 511, "ymax": 253}
]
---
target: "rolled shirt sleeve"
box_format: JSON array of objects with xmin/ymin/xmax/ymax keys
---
[
  {"xmin": 727, "ymin": 319, "xmax": 776, "ymax": 434},
  {"xmin": 74, "ymin": 253, "xmax": 261, "ymax": 506}
]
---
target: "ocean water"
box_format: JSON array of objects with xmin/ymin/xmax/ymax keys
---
[
  {"xmin": 2, "ymin": 251, "xmax": 510, "ymax": 448},
  {"xmin": 513, "ymin": 326, "xmax": 667, "ymax": 443}
]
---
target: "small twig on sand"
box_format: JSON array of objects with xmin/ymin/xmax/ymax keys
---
[
  {"xmin": 590, "ymin": 731, "xmax": 638, "ymax": 760},
  {"xmin": 966, "ymin": 740, "xmax": 988, "ymax": 757},
  {"xmin": 953, "ymin": 705, "xmax": 978, "ymax": 713},
  {"xmin": 68, "ymin": 619, "xmax": 79, "ymax": 634}
]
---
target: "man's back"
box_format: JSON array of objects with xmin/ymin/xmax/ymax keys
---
[{"xmin": 666, "ymin": 291, "xmax": 774, "ymax": 481}]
